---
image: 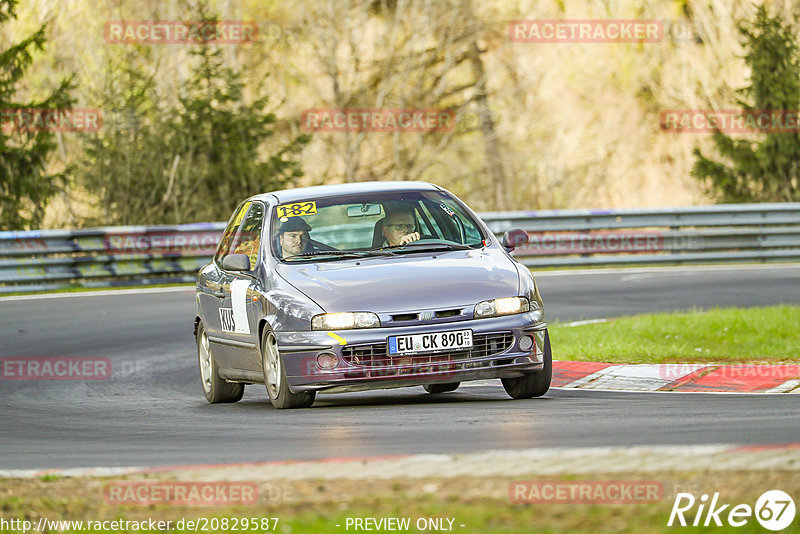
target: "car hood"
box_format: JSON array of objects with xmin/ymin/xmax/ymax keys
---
[{"xmin": 275, "ymin": 248, "xmax": 520, "ymax": 313}]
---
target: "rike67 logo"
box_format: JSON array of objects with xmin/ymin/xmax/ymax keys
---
[{"xmin": 668, "ymin": 490, "xmax": 796, "ymax": 531}]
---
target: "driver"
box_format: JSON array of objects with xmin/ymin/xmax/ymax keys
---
[
  {"xmin": 382, "ymin": 206, "xmax": 421, "ymax": 246},
  {"xmin": 279, "ymin": 217, "xmax": 312, "ymax": 257}
]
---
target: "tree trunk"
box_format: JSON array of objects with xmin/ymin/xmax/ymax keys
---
[{"xmin": 468, "ymin": 40, "xmax": 507, "ymax": 210}]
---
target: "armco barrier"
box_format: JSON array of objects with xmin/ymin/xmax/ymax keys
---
[
  {"xmin": 481, "ymin": 202, "xmax": 800, "ymax": 268},
  {"xmin": 0, "ymin": 203, "xmax": 798, "ymax": 294},
  {"xmin": 0, "ymin": 223, "xmax": 225, "ymax": 294}
]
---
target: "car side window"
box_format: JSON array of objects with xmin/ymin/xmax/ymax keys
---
[
  {"xmin": 461, "ymin": 213, "xmax": 481, "ymax": 242},
  {"xmin": 214, "ymin": 201, "xmax": 252, "ymax": 263},
  {"xmin": 227, "ymin": 202, "xmax": 265, "ymax": 270}
]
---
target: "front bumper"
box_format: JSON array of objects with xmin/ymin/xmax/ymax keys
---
[{"xmin": 275, "ymin": 312, "xmax": 547, "ymax": 393}]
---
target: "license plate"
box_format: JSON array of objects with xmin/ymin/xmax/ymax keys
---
[{"xmin": 388, "ymin": 330, "xmax": 473, "ymax": 355}]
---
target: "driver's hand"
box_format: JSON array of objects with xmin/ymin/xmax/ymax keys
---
[{"xmin": 399, "ymin": 232, "xmax": 421, "ymax": 245}]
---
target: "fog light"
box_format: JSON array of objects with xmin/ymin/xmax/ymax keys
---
[
  {"xmin": 519, "ymin": 335, "xmax": 534, "ymax": 352},
  {"xmin": 316, "ymin": 352, "xmax": 339, "ymax": 370}
]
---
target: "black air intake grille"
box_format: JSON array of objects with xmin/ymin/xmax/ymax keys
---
[{"xmin": 342, "ymin": 332, "xmax": 513, "ymax": 367}]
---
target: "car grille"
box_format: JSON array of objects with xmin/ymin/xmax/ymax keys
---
[{"xmin": 342, "ymin": 332, "xmax": 513, "ymax": 368}]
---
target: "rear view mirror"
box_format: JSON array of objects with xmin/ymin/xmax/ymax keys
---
[
  {"xmin": 502, "ymin": 229, "xmax": 529, "ymax": 251},
  {"xmin": 222, "ymin": 253, "xmax": 251, "ymax": 271},
  {"xmin": 346, "ymin": 204, "xmax": 382, "ymax": 217}
]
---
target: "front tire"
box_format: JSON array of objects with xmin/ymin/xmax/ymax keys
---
[
  {"xmin": 423, "ymin": 382, "xmax": 460, "ymax": 394},
  {"xmin": 197, "ymin": 321, "xmax": 244, "ymax": 403},
  {"xmin": 261, "ymin": 327, "xmax": 316, "ymax": 409},
  {"xmin": 502, "ymin": 330, "xmax": 552, "ymax": 399}
]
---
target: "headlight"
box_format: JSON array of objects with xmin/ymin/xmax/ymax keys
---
[
  {"xmin": 474, "ymin": 297, "xmax": 530, "ymax": 318},
  {"xmin": 311, "ymin": 312, "xmax": 381, "ymax": 330}
]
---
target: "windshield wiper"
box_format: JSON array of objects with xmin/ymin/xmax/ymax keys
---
[
  {"xmin": 377, "ymin": 241, "xmax": 476, "ymax": 252},
  {"xmin": 285, "ymin": 243, "xmax": 481, "ymax": 261},
  {"xmin": 283, "ymin": 250, "xmax": 363, "ymax": 261},
  {"xmin": 283, "ymin": 250, "xmax": 395, "ymax": 261}
]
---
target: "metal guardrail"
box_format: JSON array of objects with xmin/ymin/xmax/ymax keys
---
[
  {"xmin": 481, "ymin": 202, "xmax": 800, "ymax": 268},
  {"xmin": 0, "ymin": 203, "xmax": 798, "ymax": 294},
  {"xmin": 0, "ymin": 223, "xmax": 224, "ymax": 294}
]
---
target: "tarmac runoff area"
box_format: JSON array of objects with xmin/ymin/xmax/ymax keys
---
[
  {"xmin": 0, "ymin": 360, "xmax": 797, "ymax": 479},
  {"xmin": 0, "ymin": 360, "xmax": 798, "ymax": 480},
  {"xmin": 2, "ymin": 444, "xmax": 800, "ymax": 480}
]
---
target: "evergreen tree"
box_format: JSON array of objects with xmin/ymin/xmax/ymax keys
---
[
  {"xmin": 78, "ymin": 58, "xmax": 170, "ymax": 226},
  {"xmin": 172, "ymin": 44, "xmax": 310, "ymax": 222},
  {"xmin": 79, "ymin": 40, "xmax": 309, "ymax": 225},
  {"xmin": 692, "ymin": 5, "xmax": 800, "ymax": 202},
  {"xmin": 0, "ymin": 0, "xmax": 74, "ymax": 229}
]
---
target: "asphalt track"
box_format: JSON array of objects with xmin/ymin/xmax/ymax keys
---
[{"xmin": 0, "ymin": 264, "xmax": 798, "ymax": 470}]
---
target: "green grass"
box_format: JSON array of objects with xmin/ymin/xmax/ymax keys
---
[
  {"xmin": 549, "ymin": 305, "xmax": 800, "ymax": 364},
  {"xmin": 0, "ymin": 282, "xmax": 193, "ymax": 297},
  {"xmin": 3, "ymin": 485, "xmax": 788, "ymax": 534}
]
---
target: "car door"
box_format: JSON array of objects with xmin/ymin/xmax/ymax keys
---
[
  {"xmin": 213, "ymin": 201, "xmax": 266, "ymax": 373},
  {"xmin": 199, "ymin": 201, "xmax": 250, "ymax": 340}
]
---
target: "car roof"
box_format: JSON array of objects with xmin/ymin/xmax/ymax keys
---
[{"xmin": 249, "ymin": 181, "xmax": 442, "ymax": 204}]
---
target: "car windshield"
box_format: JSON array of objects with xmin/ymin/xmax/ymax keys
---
[{"xmin": 271, "ymin": 190, "xmax": 487, "ymax": 261}]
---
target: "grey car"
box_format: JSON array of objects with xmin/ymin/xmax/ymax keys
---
[{"xmin": 194, "ymin": 181, "xmax": 551, "ymax": 408}]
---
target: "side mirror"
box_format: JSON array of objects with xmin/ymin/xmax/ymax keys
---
[
  {"xmin": 502, "ymin": 229, "xmax": 528, "ymax": 251},
  {"xmin": 222, "ymin": 253, "xmax": 252, "ymax": 271}
]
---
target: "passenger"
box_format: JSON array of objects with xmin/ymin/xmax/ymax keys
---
[
  {"xmin": 382, "ymin": 206, "xmax": 421, "ymax": 246},
  {"xmin": 279, "ymin": 217, "xmax": 312, "ymax": 258}
]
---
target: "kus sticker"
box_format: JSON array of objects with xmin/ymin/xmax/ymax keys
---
[{"xmin": 219, "ymin": 307, "xmax": 236, "ymax": 332}]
